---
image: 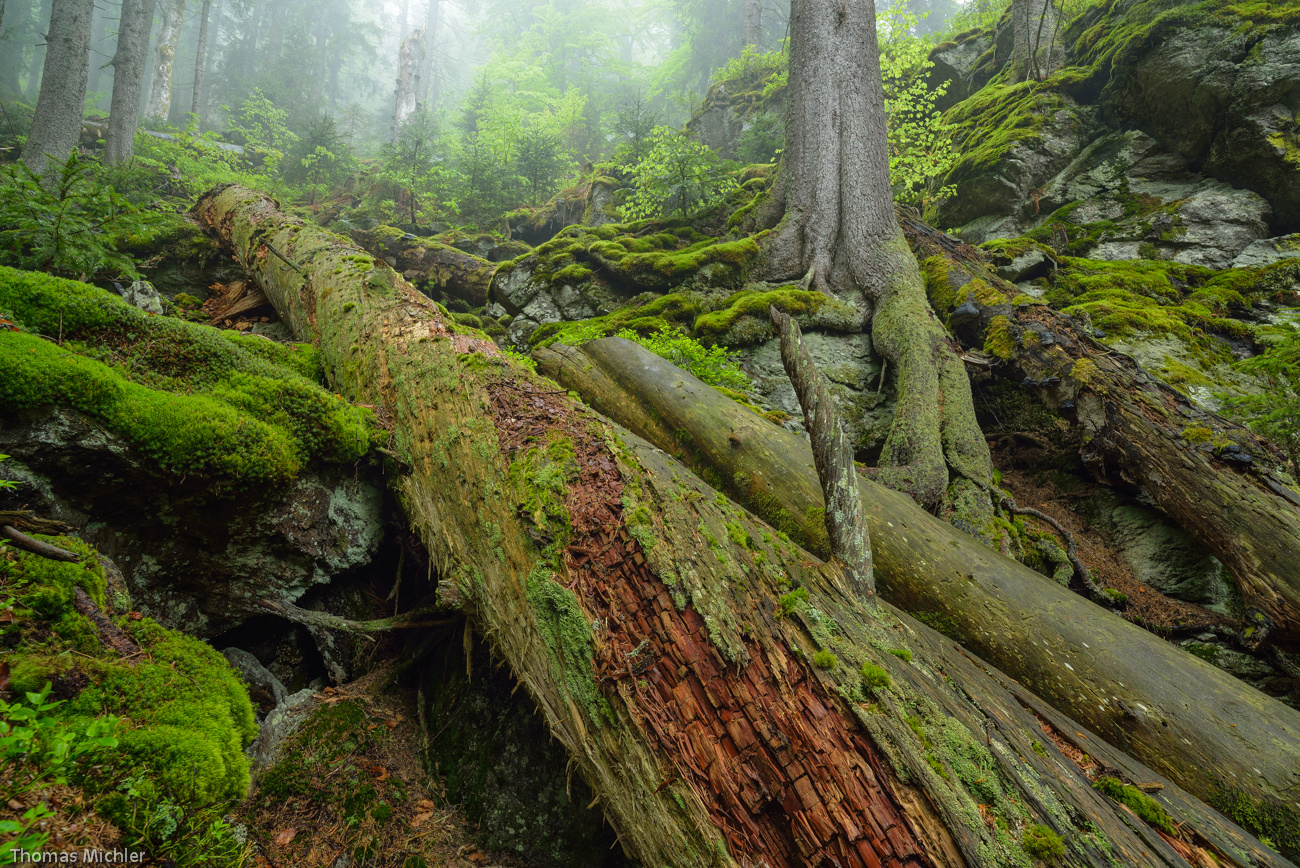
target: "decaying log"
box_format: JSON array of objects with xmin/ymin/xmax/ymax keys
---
[
  {"xmin": 350, "ymin": 227, "xmax": 494, "ymax": 307},
  {"xmin": 72, "ymin": 587, "xmax": 141, "ymax": 660},
  {"xmin": 905, "ymin": 220, "xmax": 1300, "ymax": 649},
  {"xmin": 196, "ymin": 184, "xmax": 1291, "ymax": 868},
  {"xmin": 533, "ymin": 336, "xmax": 1300, "ymax": 838}
]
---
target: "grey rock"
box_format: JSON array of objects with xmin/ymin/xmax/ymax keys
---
[
  {"xmin": 120, "ymin": 280, "xmax": 165, "ymax": 315},
  {"xmin": 507, "ymin": 315, "xmax": 540, "ymax": 350},
  {"xmin": 929, "ymin": 31, "xmax": 996, "ymax": 112},
  {"xmin": 994, "ymin": 247, "xmax": 1050, "ymax": 282},
  {"xmin": 485, "ymin": 302, "xmax": 508, "ymax": 319},
  {"xmin": 1232, "ymin": 234, "xmax": 1300, "ymax": 269},
  {"xmin": 0, "ymin": 407, "xmax": 384, "ymax": 637},
  {"xmin": 248, "ymin": 688, "xmax": 315, "ymax": 773},
  {"xmin": 739, "ymin": 330, "xmax": 894, "ymax": 453},
  {"xmin": 222, "ymin": 647, "xmax": 288, "ymax": 715}
]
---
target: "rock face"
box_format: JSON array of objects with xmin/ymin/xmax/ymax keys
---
[
  {"xmin": 738, "ymin": 330, "xmax": 895, "ymax": 453},
  {"xmin": 1101, "ymin": 23, "xmax": 1300, "ymax": 233},
  {"xmin": 928, "ymin": 28, "xmax": 999, "ymax": 112},
  {"xmin": 1233, "ymin": 233, "xmax": 1300, "ymax": 268},
  {"xmin": 0, "ymin": 407, "xmax": 384, "ymax": 638}
]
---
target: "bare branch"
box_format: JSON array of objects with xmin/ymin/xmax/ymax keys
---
[
  {"xmin": 256, "ymin": 598, "xmax": 457, "ymax": 633},
  {"xmin": 1, "ymin": 525, "xmax": 81, "ymax": 562}
]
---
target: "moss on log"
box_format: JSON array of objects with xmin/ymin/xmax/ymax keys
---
[{"xmin": 195, "ymin": 184, "xmax": 1290, "ymax": 868}]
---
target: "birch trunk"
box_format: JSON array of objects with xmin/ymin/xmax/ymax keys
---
[{"xmin": 144, "ymin": 0, "xmax": 185, "ymax": 122}]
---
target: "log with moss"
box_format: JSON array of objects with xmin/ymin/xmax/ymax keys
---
[
  {"xmin": 533, "ymin": 334, "xmax": 1300, "ymax": 848},
  {"xmin": 905, "ymin": 223, "xmax": 1300, "ymax": 649},
  {"xmin": 349, "ymin": 225, "xmax": 496, "ymax": 307},
  {"xmin": 195, "ymin": 183, "xmax": 1293, "ymax": 868}
]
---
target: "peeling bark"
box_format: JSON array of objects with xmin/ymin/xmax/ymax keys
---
[
  {"xmin": 196, "ymin": 184, "xmax": 1290, "ymax": 868},
  {"xmin": 533, "ymin": 335, "xmax": 1300, "ymax": 838}
]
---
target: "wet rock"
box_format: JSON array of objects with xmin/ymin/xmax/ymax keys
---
[
  {"xmin": 929, "ymin": 31, "xmax": 998, "ymax": 112},
  {"xmin": 1233, "ymin": 234, "xmax": 1300, "ymax": 269},
  {"xmin": 223, "ymin": 647, "xmax": 289, "ymax": 716},
  {"xmin": 248, "ymin": 688, "xmax": 316, "ymax": 772},
  {"xmin": 993, "ymin": 247, "xmax": 1050, "ymax": 282},
  {"xmin": 0, "ymin": 407, "xmax": 384, "ymax": 638},
  {"xmin": 119, "ymin": 280, "xmax": 166, "ymax": 315}
]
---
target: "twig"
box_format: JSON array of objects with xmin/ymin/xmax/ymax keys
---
[
  {"xmin": 256, "ymin": 598, "xmax": 457, "ymax": 633},
  {"xmin": 0, "ymin": 525, "xmax": 80, "ymax": 562},
  {"xmin": 263, "ymin": 240, "xmax": 305, "ymax": 275},
  {"xmin": 999, "ymin": 495, "xmax": 1102, "ymax": 599}
]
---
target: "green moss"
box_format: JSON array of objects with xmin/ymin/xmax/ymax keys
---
[
  {"xmin": 812, "ymin": 650, "xmax": 838, "ymax": 670},
  {"xmin": 693, "ymin": 287, "xmax": 824, "ymax": 342},
  {"xmin": 0, "ymin": 268, "xmax": 377, "ymax": 488},
  {"xmin": 1093, "ymin": 777, "xmax": 1175, "ymax": 833},
  {"xmin": 888, "ymin": 648, "xmax": 912, "ymax": 662},
  {"xmin": 1022, "ymin": 824, "xmax": 1065, "ymax": 861},
  {"xmin": 775, "ymin": 587, "xmax": 808, "ymax": 617},
  {"xmin": 1209, "ymin": 789, "xmax": 1300, "ymax": 858},
  {"xmin": 859, "ymin": 661, "xmax": 891, "ymax": 690},
  {"xmin": 984, "ymin": 315, "xmax": 1016, "ymax": 360}
]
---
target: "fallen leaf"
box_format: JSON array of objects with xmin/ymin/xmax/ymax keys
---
[
  {"xmin": 274, "ymin": 827, "xmax": 297, "ymax": 846},
  {"xmin": 412, "ymin": 811, "xmax": 433, "ymax": 826},
  {"xmin": 8, "ymin": 799, "xmax": 25, "ymax": 811},
  {"xmin": 370, "ymin": 765, "xmax": 390, "ymax": 781},
  {"xmin": 416, "ymin": 799, "xmax": 435, "ymax": 811}
]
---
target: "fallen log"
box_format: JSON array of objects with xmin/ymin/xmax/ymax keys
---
[
  {"xmin": 195, "ymin": 183, "xmax": 1291, "ymax": 868},
  {"xmin": 1, "ymin": 525, "xmax": 81, "ymax": 562},
  {"xmin": 533, "ymin": 335, "xmax": 1300, "ymax": 849},
  {"xmin": 350, "ymin": 226, "xmax": 495, "ymax": 307},
  {"xmin": 905, "ymin": 221, "xmax": 1300, "ymax": 650}
]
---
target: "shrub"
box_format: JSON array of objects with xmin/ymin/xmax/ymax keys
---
[{"xmin": 620, "ymin": 127, "xmax": 737, "ymax": 220}]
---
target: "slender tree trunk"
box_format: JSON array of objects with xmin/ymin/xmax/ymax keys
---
[
  {"xmin": 21, "ymin": 0, "xmax": 93, "ymax": 176},
  {"xmin": 0, "ymin": 0, "xmax": 6, "ymax": 40},
  {"xmin": 756, "ymin": 0, "xmax": 993, "ymax": 512},
  {"xmin": 416, "ymin": 0, "xmax": 438, "ymax": 108},
  {"xmin": 534, "ymin": 336, "xmax": 1300, "ymax": 836},
  {"xmin": 144, "ymin": 0, "xmax": 184, "ymax": 122},
  {"xmin": 0, "ymin": 0, "xmax": 31, "ymax": 98},
  {"xmin": 393, "ymin": 27, "xmax": 424, "ymax": 135},
  {"xmin": 105, "ymin": 0, "xmax": 157, "ymax": 164},
  {"xmin": 263, "ymin": 0, "xmax": 285, "ymax": 65},
  {"xmin": 84, "ymin": 0, "xmax": 107, "ymax": 102},
  {"xmin": 196, "ymin": 183, "xmax": 1291, "ymax": 868},
  {"xmin": 398, "ymin": 0, "xmax": 408, "ymax": 41},
  {"xmin": 24, "ymin": 0, "xmax": 52, "ymax": 101},
  {"xmin": 742, "ymin": 0, "xmax": 761, "ymax": 49},
  {"xmin": 190, "ymin": 0, "xmax": 211, "ymax": 119}
]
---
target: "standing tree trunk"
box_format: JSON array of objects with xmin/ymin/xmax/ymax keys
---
[
  {"xmin": 105, "ymin": 0, "xmax": 157, "ymax": 164},
  {"xmin": 755, "ymin": 0, "xmax": 994, "ymax": 513},
  {"xmin": 21, "ymin": 0, "xmax": 92, "ymax": 177},
  {"xmin": 144, "ymin": 0, "xmax": 184, "ymax": 122},
  {"xmin": 190, "ymin": 0, "xmax": 211, "ymax": 120},
  {"xmin": 742, "ymin": 0, "xmax": 761, "ymax": 49},
  {"xmin": 0, "ymin": 0, "xmax": 28, "ymax": 97},
  {"xmin": 398, "ymin": 0, "xmax": 409, "ymax": 41},
  {"xmin": 24, "ymin": 0, "xmax": 52, "ymax": 101},
  {"xmin": 196, "ymin": 183, "xmax": 1293, "ymax": 868},
  {"xmin": 84, "ymin": 0, "xmax": 106, "ymax": 101},
  {"xmin": 416, "ymin": 0, "xmax": 438, "ymax": 109},
  {"xmin": 393, "ymin": 28, "xmax": 424, "ymax": 135}
]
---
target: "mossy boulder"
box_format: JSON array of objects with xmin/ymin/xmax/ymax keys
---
[{"xmin": 0, "ymin": 268, "xmax": 385, "ymax": 635}]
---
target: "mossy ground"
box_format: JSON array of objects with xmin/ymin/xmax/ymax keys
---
[
  {"xmin": 0, "ymin": 535, "xmax": 256, "ymax": 863},
  {"xmin": 0, "ymin": 267, "xmax": 380, "ymax": 489}
]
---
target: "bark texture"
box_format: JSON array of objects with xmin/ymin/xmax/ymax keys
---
[
  {"xmin": 534, "ymin": 336, "xmax": 1300, "ymax": 833},
  {"xmin": 105, "ymin": 0, "xmax": 158, "ymax": 165},
  {"xmin": 416, "ymin": 0, "xmax": 439, "ymax": 108},
  {"xmin": 757, "ymin": 0, "xmax": 992, "ymax": 508},
  {"xmin": 196, "ymin": 183, "xmax": 1290, "ymax": 868},
  {"xmin": 742, "ymin": 0, "xmax": 760, "ymax": 49},
  {"xmin": 20, "ymin": 0, "xmax": 92, "ymax": 177},
  {"xmin": 144, "ymin": 0, "xmax": 185, "ymax": 122},
  {"xmin": 908, "ymin": 223, "xmax": 1300, "ymax": 649}
]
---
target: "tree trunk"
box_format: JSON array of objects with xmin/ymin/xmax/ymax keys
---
[
  {"xmin": 144, "ymin": 0, "xmax": 184, "ymax": 122},
  {"xmin": 190, "ymin": 0, "xmax": 211, "ymax": 120},
  {"xmin": 908, "ymin": 222, "xmax": 1300, "ymax": 650},
  {"xmin": 416, "ymin": 0, "xmax": 438, "ymax": 109},
  {"xmin": 742, "ymin": 0, "xmax": 761, "ymax": 49},
  {"xmin": 24, "ymin": 0, "xmax": 53, "ymax": 101},
  {"xmin": 195, "ymin": 183, "xmax": 1293, "ymax": 868},
  {"xmin": 21, "ymin": 0, "xmax": 92, "ymax": 177},
  {"xmin": 533, "ymin": 336, "xmax": 1300, "ymax": 837},
  {"xmin": 393, "ymin": 27, "xmax": 424, "ymax": 135},
  {"xmin": 84, "ymin": 0, "xmax": 106, "ymax": 100},
  {"xmin": 0, "ymin": 0, "xmax": 32, "ymax": 98},
  {"xmin": 1011, "ymin": 0, "xmax": 1058, "ymax": 80},
  {"xmin": 755, "ymin": 0, "xmax": 993, "ymax": 512},
  {"xmin": 350, "ymin": 227, "xmax": 494, "ymax": 307},
  {"xmin": 399, "ymin": 0, "xmax": 409, "ymax": 41},
  {"xmin": 105, "ymin": 0, "xmax": 157, "ymax": 165}
]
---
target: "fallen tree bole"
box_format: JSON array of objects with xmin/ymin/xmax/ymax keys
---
[
  {"xmin": 908, "ymin": 224, "xmax": 1300, "ymax": 649},
  {"xmin": 534, "ymin": 336, "xmax": 1300, "ymax": 842},
  {"xmin": 193, "ymin": 184, "xmax": 1292, "ymax": 868},
  {"xmin": 349, "ymin": 226, "xmax": 494, "ymax": 307}
]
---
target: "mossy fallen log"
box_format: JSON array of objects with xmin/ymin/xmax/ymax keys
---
[
  {"xmin": 350, "ymin": 225, "xmax": 495, "ymax": 307},
  {"xmin": 907, "ymin": 224, "xmax": 1300, "ymax": 650},
  {"xmin": 534, "ymin": 336, "xmax": 1300, "ymax": 854},
  {"xmin": 195, "ymin": 183, "xmax": 1292, "ymax": 868}
]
